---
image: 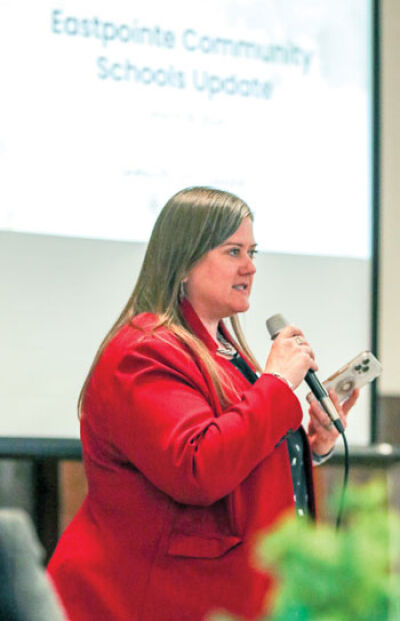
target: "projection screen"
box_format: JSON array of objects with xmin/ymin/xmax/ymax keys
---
[{"xmin": 0, "ymin": 0, "xmax": 374, "ymax": 445}]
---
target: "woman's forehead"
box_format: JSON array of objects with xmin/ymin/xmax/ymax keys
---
[{"xmin": 220, "ymin": 218, "xmax": 255, "ymax": 245}]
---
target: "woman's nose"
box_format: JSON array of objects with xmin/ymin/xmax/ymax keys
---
[{"xmin": 240, "ymin": 255, "xmax": 256, "ymax": 275}]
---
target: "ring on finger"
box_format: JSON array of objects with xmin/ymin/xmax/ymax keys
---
[{"xmin": 324, "ymin": 421, "xmax": 334, "ymax": 431}]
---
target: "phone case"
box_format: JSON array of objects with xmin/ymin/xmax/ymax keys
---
[{"xmin": 306, "ymin": 351, "xmax": 382, "ymax": 404}]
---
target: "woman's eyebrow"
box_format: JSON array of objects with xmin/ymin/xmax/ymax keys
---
[{"xmin": 220, "ymin": 242, "xmax": 258, "ymax": 247}]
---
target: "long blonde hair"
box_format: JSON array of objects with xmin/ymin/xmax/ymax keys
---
[{"xmin": 79, "ymin": 187, "xmax": 261, "ymax": 413}]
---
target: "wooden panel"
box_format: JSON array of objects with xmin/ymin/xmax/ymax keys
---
[{"xmin": 58, "ymin": 461, "xmax": 87, "ymax": 535}]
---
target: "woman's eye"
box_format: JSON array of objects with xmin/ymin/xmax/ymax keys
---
[
  {"xmin": 249, "ymin": 249, "xmax": 258, "ymax": 259},
  {"xmin": 228, "ymin": 247, "xmax": 240, "ymax": 256}
]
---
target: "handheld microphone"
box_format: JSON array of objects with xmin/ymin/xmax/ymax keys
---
[{"xmin": 266, "ymin": 313, "xmax": 344, "ymax": 434}]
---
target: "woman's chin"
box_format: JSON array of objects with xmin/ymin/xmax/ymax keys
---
[{"xmin": 233, "ymin": 300, "xmax": 251, "ymax": 314}]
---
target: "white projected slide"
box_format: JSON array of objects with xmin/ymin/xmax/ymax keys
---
[
  {"xmin": 0, "ymin": 1, "xmax": 373, "ymax": 443},
  {"xmin": 0, "ymin": 0, "xmax": 371, "ymax": 258}
]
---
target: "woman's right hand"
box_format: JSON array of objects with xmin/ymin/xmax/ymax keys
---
[{"xmin": 263, "ymin": 325, "xmax": 318, "ymax": 390}]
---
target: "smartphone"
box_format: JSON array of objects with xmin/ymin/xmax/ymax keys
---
[{"xmin": 306, "ymin": 351, "xmax": 382, "ymax": 404}]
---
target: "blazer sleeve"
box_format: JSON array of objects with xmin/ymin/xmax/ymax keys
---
[{"xmin": 95, "ymin": 336, "xmax": 303, "ymax": 507}]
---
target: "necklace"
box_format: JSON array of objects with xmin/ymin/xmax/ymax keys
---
[{"xmin": 216, "ymin": 333, "xmax": 237, "ymax": 358}]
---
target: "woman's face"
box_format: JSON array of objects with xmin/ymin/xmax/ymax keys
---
[{"xmin": 184, "ymin": 217, "xmax": 257, "ymax": 327}]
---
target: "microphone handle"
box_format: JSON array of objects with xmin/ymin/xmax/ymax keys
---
[
  {"xmin": 304, "ymin": 369, "xmax": 328, "ymax": 399},
  {"xmin": 305, "ymin": 370, "xmax": 344, "ymax": 433},
  {"xmin": 265, "ymin": 313, "xmax": 344, "ymax": 433}
]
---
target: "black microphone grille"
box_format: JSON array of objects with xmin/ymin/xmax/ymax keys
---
[{"xmin": 266, "ymin": 314, "xmax": 288, "ymax": 340}]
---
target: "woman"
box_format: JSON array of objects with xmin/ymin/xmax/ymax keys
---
[{"xmin": 48, "ymin": 187, "xmax": 358, "ymax": 620}]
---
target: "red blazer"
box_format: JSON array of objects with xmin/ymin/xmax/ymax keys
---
[{"xmin": 48, "ymin": 300, "xmax": 313, "ymax": 621}]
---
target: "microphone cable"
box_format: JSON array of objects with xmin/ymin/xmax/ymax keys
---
[
  {"xmin": 317, "ymin": 403, "xmax": 349, "ymax": 531},
  {"xmin": 335, "ymin": 428, "xmax": 349, "ymax": 531},
  {"xmin": 318, "ymin": 402, "xmax": 349, "ymax": 531},
  {"xmin": 318, "ymin": 401, "xmax": 349, "ymax": 531},
  {"xmin": 265, "ymin": 314, "xmax": 351, "ymax": 530}
]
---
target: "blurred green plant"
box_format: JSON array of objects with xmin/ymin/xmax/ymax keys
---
[{"xmin": 212, "ymin": 480, "xmax": 400, "ymax": 621}]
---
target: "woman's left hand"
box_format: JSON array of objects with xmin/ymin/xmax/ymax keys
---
[{"xmin": 307, "ymin": 388, "xmax": 360, "ymax": 457}]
